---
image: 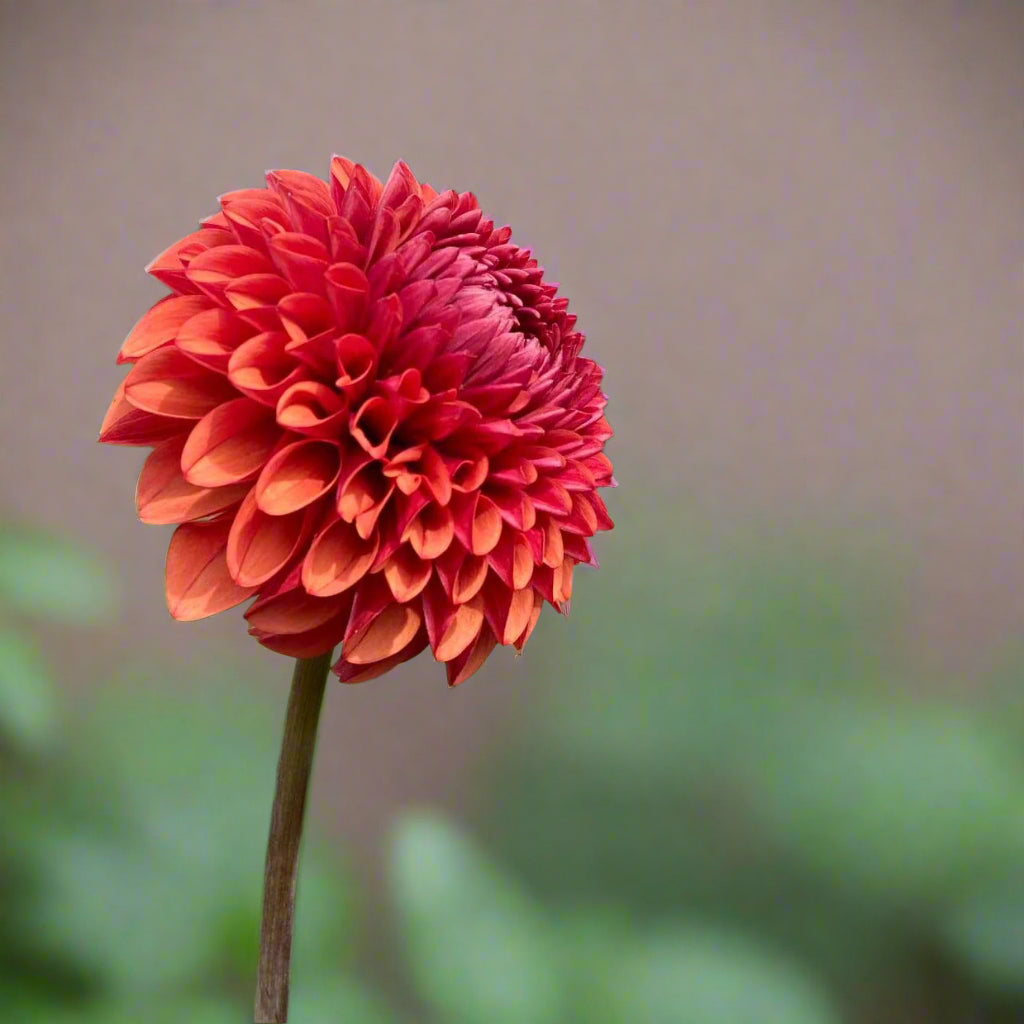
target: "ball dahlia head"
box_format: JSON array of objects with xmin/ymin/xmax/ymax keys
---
[{"xmin": 100, "ymin": 156, "xmax": 614, "ymax": 686}]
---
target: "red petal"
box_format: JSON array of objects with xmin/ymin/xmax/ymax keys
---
[
  {"xmin": 502, "ymin": 587, "xmax": 535, "ymax": 645},
  {"xmin": 333, "ymin": 627, "xmax": 427, "ymax": 683},
  {"xmin": 118, "ymin": 294, "xmax": 213, "ymax": 363},
  {"xmin": 275, "ymin": 381, "xmax": 349, "ymax": 439},
  {"xmin": 542, "ymin": 515, "xmax": 565, "ymax": 568},
  {"xmin": 350, "ymin": 396, "xmax": 399, "ymax": 459},
  {"xmin": 223, "ymin": 272, "xmax": 291, "ymax": 311},
  {"xmin": 181, "ymin": 397, "xmax": 280, "ymax": 487},
  {"xmin": 451, "ymin": 553, "xmax": 488, "ymax": 604},
  {"xmin": 123, "ymin": 348, "xmax": 237, "ymax": 419},
  {"xmin": 136, "ymin": 436, "xmax": 248, "ymax": 525},
  {"xmin": 165, "ymin": 517, "xmax": 257, "ymax": 620},
  {"xmin": 343, "ymin": 601, "xmax": 422, "ymax": 665},
  {"xmin": 453, "ymin": 492, "xmax": 502, "ymax": 556},
  {"xmin": 255, "ymin": 438, "xmax": 341, "ymax": 515},
  {"xmin": 175, "ymin": 307, "xmax": 254, "ymax": 371},
  {"xmin": 334, "ymin": 333, "xmax": 378, "ymax": 400},
  {"xmin": 433, "ymin": 596, "xmax": 484, "ymax": 661},
  {"xmin": 302, "ymin": 517, "xmax": 379, "ymax": 597},
  {"xmin": 252, "ymin": 613, "xmax": 347, "ymax": 658},
  {"xmin": 227, "ymin": 331, "xmax": 310, "ymax": 407},
  {"xmin": 445, "ymin": 624, "xmax": 497, "ymax": 686},
  {"xmin": 226, "ymin": 489, "xmax": 314, "ymax": 588},
  {"xmin": 246, "ymin": 583, "xmax": 352, "ymax": 635},
  {"xmin": 98, "ymin": 380, "xmax": 187, "ymax": 446},
  {"xmin": 382, "ymin": 545, "xmax": 432, "ymax": 603},
  {"xmin": 403, "ymin": 503, "xmax": 455, "ymax": 560},
  {"xmin": 146, "ymin": 227, "xmax": 235, "ymax": 292},
  {"xmin": 513, "ymin": 590, "xmax": 544, "ymax": 652},
  {"xmin": 325, "ymin": 263, "xmax": 369, "ymax": 330},
  {"xmin": 186, "ymin": 245, "xmax": 274, "ymax": 299},
  {"xmin": 268, "ymin": 232, "xmax": 329, "ymax": 294}
]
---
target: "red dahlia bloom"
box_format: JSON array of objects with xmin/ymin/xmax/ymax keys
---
[{"xmin": 99, "ymin": 156, "xmax": 614, "ymax": 685}]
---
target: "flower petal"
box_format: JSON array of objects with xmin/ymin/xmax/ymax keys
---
[
  {"xmin": 433, "ymin": 597, "xmax": 484, "ymax": 662},
  {"xmin": 332, "ymin": 627, "xmax": 427, "ymax": 683},
  {"xmin": 255, "ymin": 438, "xmax": 341, "ymax": 515},
  {"xmin": 175, "ymin": 307, "xmax": 254, "ymax": 371},
  {"xmin": 343, "ymin": 601, "xmax": 422, "ymax": 665},
  {"xmin": 98, "ymin": 380, "xmax": 187, "ymax": 446},
  {"xmin": 445, "ymin": 624, "xmax": 497, "ymax": 686},
  {"xmin": 226, "ymin": 489, "xmax": 315, "ymax": 588},
  {"xmin": 181, "ymin": 397, "xmax": 280, "ymax": 487},
  {"xmin": 123, "ymin": 348, "xmax": 237, "ymax": 419},
  {"xmin": 165, "ymin": 517, "xmax": 257, "ymax": 620},
  {"xmin": 136, "ymin": 436, "xmax": 249, "ymax": 525},
  {"xmin": 382, "ymin": 545, "xmax": 432, "ymax": 603},
  {"xmin": 302, "ymin": 517, "xmax": 379, "ymax": 597},
  {"xmin": 118, "ymin": 294, "xmax": 213, "ymax": 364}
]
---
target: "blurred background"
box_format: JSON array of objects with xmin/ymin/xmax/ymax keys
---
[{"xmin": 1, "ymin": 1, "xmax": 1021, "ymax": 1021}]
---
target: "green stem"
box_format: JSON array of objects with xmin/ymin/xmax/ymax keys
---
[{"xmin": 254, "ymin": 651, "xmax": 333, "ymax": 1023}]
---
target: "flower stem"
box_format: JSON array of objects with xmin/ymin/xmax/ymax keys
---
[{"xmin": 255, "ymin": 651, "xmax": 333, "ymax": 1023}]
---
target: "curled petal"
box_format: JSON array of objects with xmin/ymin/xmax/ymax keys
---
[
  {"xmin": 98, "ymin": 380, "xmax": 186, "ymax": 446},
  {"xmin": 453, "ymin": 492, "xmax": 502, "ymax": 557},
  {"xmin": 118, "ymin": 294, "xmax": 212, "ymax": 363},
  {"xmin": 343, "ymin": 601, "xmax": 422, "ymax": 665},
  {"xmin": 226, "ymin": 489, "xmax": 316, "ymax": 588},
  {"xmin": 383, "ymin": 545, "xmax": 432, "ymax": 603},
  {"xmin": 252, "ymin": 612, "xmax": 348, "ymax": 659},
  {"xmin": 228, "ymin": 331, "xmax": 310, "ymax": 407},
  {"xmin": 175, "ymin": 307, "xmax": 254, "ymax": 371},
  {"xmin": 166, "ymin": 517, "xmax": 257, "ymax": 620},
  {"xmin": 186, "ymin": 244, "xmax": 273, "ymax": 299},
  {"xmin": 246, "ymin": 580, "xmax": 352, "ymax": 635},
  {"xmin": 181, "ymin": 398, "xmax": 280, "ymax": 487},
  {"xmin": 451, "ymin": 553, "xmax": 488, "ymax": 605},
  {"xmin": 513, "ymin": 590, "xmax": 544, "ymax": 652},
  {"xmin": 502, "ymin": 587, "xmax": 535, "ymax": 645},
  {"xmin": 146, "ymin": 226, "xmax": 234, "ymax": 292},
  {"xmin": 255, "ymin": 438, "xmax": 341, "ymax": 515},
  {"xmin": 275, "ymin": 380, "xmax": 349, "ymax": 438},
  {"xmin": 325, "ymin": 263, "xmax": 369, "ymax": 330},
  {"xmin": 269, "ymin": 232, "xmax": 330, "ymax": 294},
  {"xmin": 123, "ymin": 348, "xmax": 236, "ymax": 419},
  {"xmin": 137, "ymin": 436, "xmax": 248, "ymax": 524},
  {"xmin": 403, "ymin": 503, "xmax": 455, "ymax": 560},
  {"xmin": 445, "ymin": 624, "xmax": 497, "ymax": 686},
  {"xmin": 333, "ymin": 627, "xmax": 427, "ymax": 683},
  {"xmin": 302, "ymin": 517, "xmax": 378, "ymax": 597},
  {"xmin": 433, "ymin": 596, "xmax": 484, "ymax": 662}
]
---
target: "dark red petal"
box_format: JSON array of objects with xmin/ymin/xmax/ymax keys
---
[{"xmin": 445, "ymin": 624, "xmax": 497, "ymax": 686}]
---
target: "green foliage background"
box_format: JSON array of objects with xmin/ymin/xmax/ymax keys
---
[{"xmin": 0, "ymin": 520, "xmax": 1021, "ymax": 1022}]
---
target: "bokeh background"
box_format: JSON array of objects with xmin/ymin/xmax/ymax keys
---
[{"xmin": 1, "ymin": 1, "xmax": 1021, "ymax": 1022}]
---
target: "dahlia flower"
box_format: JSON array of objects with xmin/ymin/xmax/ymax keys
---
[{"xmin": 100, "ymin": 156, "xmax": 614, "ymax": 686}]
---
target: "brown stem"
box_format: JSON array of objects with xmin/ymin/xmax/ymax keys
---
[{"xmin": 254, "ymin": 651, "xmax": 333, "ymax": 1023}]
